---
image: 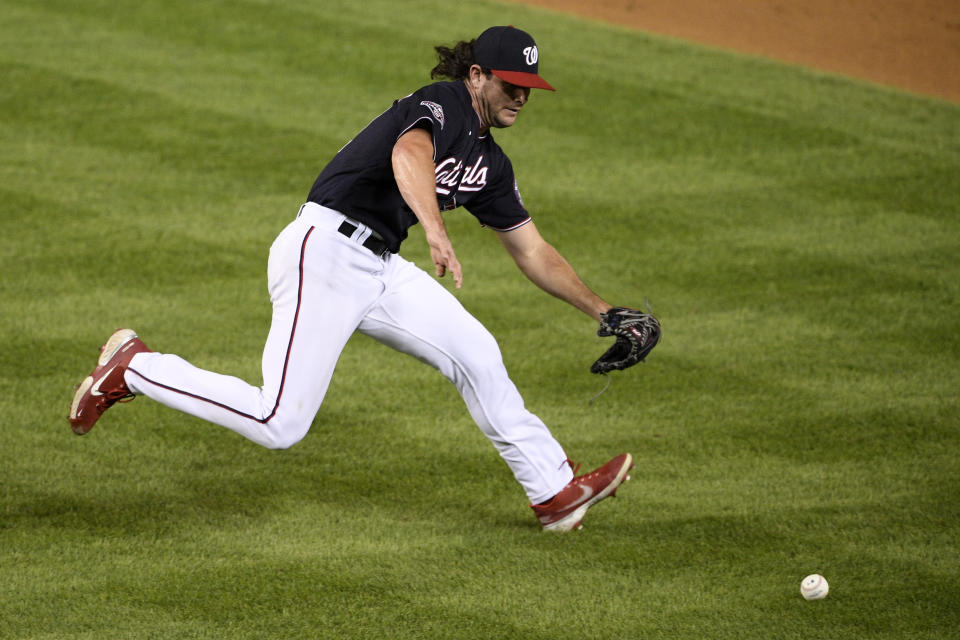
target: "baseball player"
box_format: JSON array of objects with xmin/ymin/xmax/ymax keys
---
[{"xmin": 69, "ymin": 26, "xmax": 660, "ymax": 531}]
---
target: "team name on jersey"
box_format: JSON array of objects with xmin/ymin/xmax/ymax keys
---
[{"xmin": 434, "ymin": 155, "xmax": 488, "ymax": 195}]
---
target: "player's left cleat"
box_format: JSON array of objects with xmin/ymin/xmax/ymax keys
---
[
  {"xmin": 531, "ymin": 453, "xmax": 633, "ymax": 532},
  {"xmin": 68, "ymin": 329, "xmax": 152, "ymax": 435}
]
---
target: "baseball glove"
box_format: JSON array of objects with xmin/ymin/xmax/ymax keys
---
[{"xmin": 590, "ymin": 306, "xmax": 661, "ymax": 374}]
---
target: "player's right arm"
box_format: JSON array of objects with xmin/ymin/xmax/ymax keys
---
[{"xmin": 392, "ymin": 128, "xmax": 463, "ymax": 288}]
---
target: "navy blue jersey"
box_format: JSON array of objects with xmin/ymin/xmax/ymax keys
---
[{"xmin": 307, "ymin": 81, "xmax": 530, "ymax": 252}]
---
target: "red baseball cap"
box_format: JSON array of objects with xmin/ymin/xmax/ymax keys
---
[{"xmin": 473, "ymin": 26, "xmax": 556, "ymax": 91}]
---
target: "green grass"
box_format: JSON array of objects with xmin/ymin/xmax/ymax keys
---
[{"xmin": 2, "ymin": 0, "xmax": 959, "ymax": 637}]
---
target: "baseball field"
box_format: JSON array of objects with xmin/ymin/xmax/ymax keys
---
[{"xmin": 2, "ymin": 0, "xmax": 959, "ymax": 638}]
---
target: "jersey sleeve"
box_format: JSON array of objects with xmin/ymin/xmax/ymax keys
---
[
  {"xmin": 391, "ymin": 86, "xmax": 462, "ymax": 160},
  {"xmin": 463, "ymin": 154, "xmax": 531, "ymax": 231}
]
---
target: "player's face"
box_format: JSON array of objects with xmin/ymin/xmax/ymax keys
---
[{"xmin": 478, "ymin": 73, "xmax": 531, "ymax": 129}]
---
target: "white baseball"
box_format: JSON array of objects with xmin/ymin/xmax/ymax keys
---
[{"xmin": 800, "ymin": 574, "xmax": 829, "ymax": 600}]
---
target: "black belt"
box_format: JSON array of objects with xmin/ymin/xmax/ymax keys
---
[{"xmin": 337, "ymin": 220, "xmax": 390, "ymax": 257}]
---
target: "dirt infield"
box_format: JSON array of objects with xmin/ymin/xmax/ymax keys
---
[{"xmin": 511, "ymin": 0, "xmax": 960, "ymax": 103}]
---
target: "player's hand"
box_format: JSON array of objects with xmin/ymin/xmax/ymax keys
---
[{"xmin": 428, "ymin": 234, "xmax": 463, "ymax": 289}]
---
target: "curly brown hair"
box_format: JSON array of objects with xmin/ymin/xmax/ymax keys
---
[{"xmin": 430, "ymin": 39, "xmax": 490, "ymax": 80}]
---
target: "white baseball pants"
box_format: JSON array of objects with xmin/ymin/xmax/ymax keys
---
[{"xmin": 125, "ymin": 203, "xmax": 573, "ymax": 503}]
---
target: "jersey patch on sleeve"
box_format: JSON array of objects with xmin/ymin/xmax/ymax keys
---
[{"xmin": 420, "ymin": 100, "xmax": 445, "ymax": 129}]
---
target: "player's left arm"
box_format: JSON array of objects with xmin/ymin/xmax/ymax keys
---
[
  {"xmin": 497, "ymin": 221, "xmax": 611, "ymax": 321},
  {"xmin": 500, "ymin": 220, "xmax": 662, "ymax": 372}
]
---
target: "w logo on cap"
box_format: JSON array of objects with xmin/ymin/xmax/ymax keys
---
[
  {"xmin": 473, "ymin": 26, "xmax": 555, "ymax": 90},
  {"xmin": 522, "ymin": 46, "xmax": 539, "ymax": 66}
]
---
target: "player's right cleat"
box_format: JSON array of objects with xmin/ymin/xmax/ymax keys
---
[
  {"xmin": 531, "ymin": 453, "xmax": 634, "ymax": 532},
  {"xmin": 69, "ymin": 329, "xmax": 151, "ymax": 435}
]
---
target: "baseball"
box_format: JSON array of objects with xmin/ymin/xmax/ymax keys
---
[{"xmin": 800, "ymin": 574, "xmax": 829, "ymax": 600}]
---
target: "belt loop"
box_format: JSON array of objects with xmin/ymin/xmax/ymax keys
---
[{"xmin": 332, "ymin": 214, "xmax": 391, "ymax": 258}]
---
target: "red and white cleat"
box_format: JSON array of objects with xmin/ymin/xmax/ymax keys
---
[
  {"xmin": 68, "ymin": 329, "xmax": 151, "ymax": 435},
  {"xmin": 531, "ymin": 453, "xmax": 634, "ymax": 531}
]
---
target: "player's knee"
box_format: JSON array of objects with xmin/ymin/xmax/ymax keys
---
[
  {"xmin": 260, "ymin": 417, "xmax": 310, "ymax": 450},
  {"xmin": 461, "ymin": 334, "xmax": 505, "ymax": 371},
  {"xmin": 448, "ymin": 339, "xmax": 511, "ymax": 388},
  {"xmin": 261, "ymin": 430, "xmax": 306, "ymax": 450}
]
